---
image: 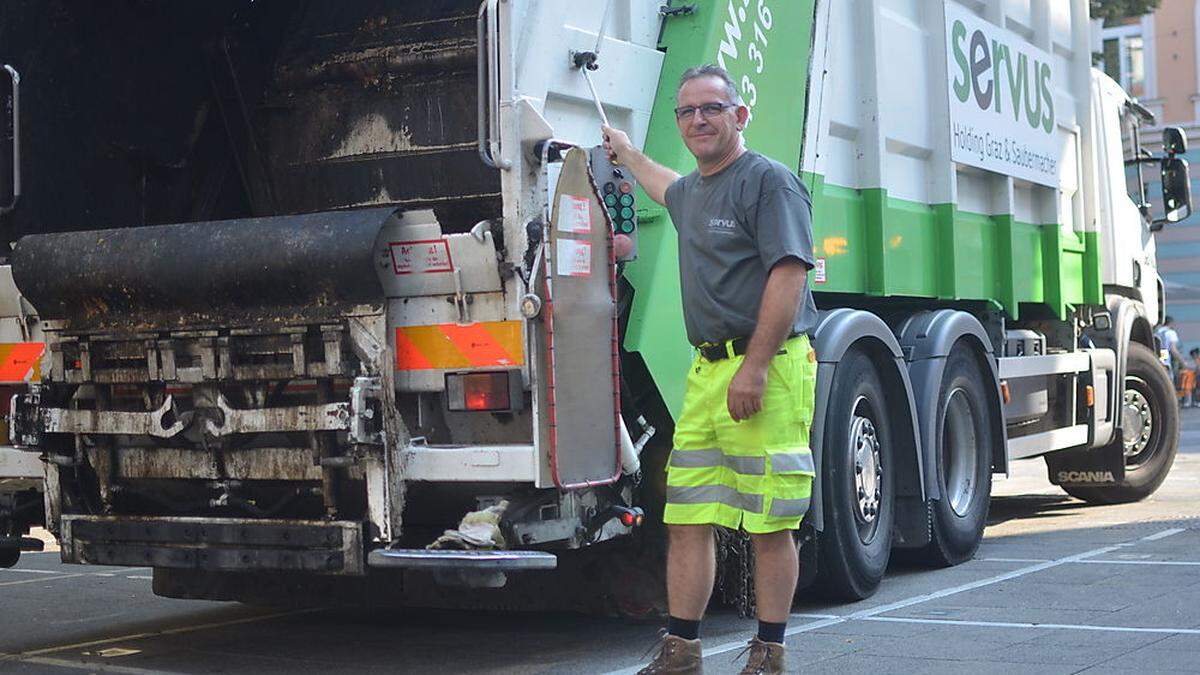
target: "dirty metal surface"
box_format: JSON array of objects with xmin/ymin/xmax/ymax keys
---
[{"xmin": 12, "ymin": 208, "xmax": 393, "ymax": 331}]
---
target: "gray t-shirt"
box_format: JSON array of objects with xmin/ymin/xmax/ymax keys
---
[{"xmin": 664, "ymin": 151, "xmax": 818, "ymax": 346}]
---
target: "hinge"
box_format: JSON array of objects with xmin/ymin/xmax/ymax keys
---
[{"xmin": 660, "ymin": 3, "xmax": 696, "ymax": 17}]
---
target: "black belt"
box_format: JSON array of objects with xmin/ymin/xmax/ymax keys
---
[{"xmin": 697, "ymin": 332, "xmax": 801, "ymax": 362}]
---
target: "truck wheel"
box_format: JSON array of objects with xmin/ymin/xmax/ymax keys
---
[
  {"xmin": 0, "ymin": 548, "xmax": 18, "ymax": 568},
  {"xmin": 919, "ymin": 345, "xmax": 994, "ymax": 567},
  {"xmin": 1064, "ymin": 342, "xmax": 1179, "ymax": 504},
  {"xmin": 816, "ymin": 347, "xmax": 894, "ymax": 601}
]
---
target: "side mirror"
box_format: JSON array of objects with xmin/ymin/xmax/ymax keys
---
[
  {"xmin": 1158, "ymin": 156, "xmax": 1192, "ymax": 227},
  {"xmin": 1163, "ymin": 126, "xmax": 1188, "ymax": 156}
]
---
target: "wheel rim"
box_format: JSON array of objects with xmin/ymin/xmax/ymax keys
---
[
  {"xmin": 849, "ymin": 395, "xmax": 883, "ymax": 542},
  {"xmin": 941, "ymin": 388, "xmax": 979, "ymax": 517},
  {"xmin": 1121, "ymin": 376, "xmax": 1155, "ymax": 465}
]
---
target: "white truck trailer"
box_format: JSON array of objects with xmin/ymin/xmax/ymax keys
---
[{"xmin": 0, "ymin": 0, "xmax": 1186, "ymax": 610}]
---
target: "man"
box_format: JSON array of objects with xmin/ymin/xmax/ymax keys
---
[
  {"xmin": 1156, "ymin": 316, "xmax": 1186, "ymax": 387},
  {"xmin": 603, "ymin": 64, "xmax": 818, "ymax": 675}
]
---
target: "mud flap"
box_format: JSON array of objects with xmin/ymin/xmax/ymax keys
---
[
  {"xmin": 1045, "ymin": 441, "xmax": 1126, "ymax": 487},
  {"xmin": 539, "ymin": 147, "xmax": 622, "ymax": 489}
]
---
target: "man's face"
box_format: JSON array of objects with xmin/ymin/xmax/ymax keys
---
[{"xmin": 675, "ymin": 76, "xmax": 749, "ymax": 164}]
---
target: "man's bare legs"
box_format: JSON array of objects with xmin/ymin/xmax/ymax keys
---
[
  {"xmin": 667, "ymin": 526, "xmax": 798, "ymax": 621},
  {"xmin": 750, "ymin": 530, "xmax": 798, "ymax": 623},
  {"xmin": 667, "ymin": 524, "xmax": 716, "ymax": 620}
]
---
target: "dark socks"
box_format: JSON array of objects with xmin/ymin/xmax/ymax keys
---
[
  {"xmin": 757, "ymin": 620, "xmax": 786, "ymax": 645},
  {"xmin": 666, "ymin": 616, "xmax": 701, "ymax": 641}
]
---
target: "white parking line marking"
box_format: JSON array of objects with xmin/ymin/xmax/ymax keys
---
[
  {"xmin": 1079, "ymin": 559, "xmax": 1200, "ymax": 566},
  {"xmin": 19, "ymin": 655, "xmax": 179, "ymax": 674},
  {"xmin": 0, "ymin": 567, "xmax": 152, "ymax": 586},
  {"xmin": 1142, "ymin": 528, "xmax": 1186, "ymax": 541},
  {"xmin": 17, "ymin": 607, "xmax": 325, "ymax": 658},
  {"xmin": 126, "ymin": 575, "xmax": 153, "ymax": 580},
  {"xmin": 866, "ymin": 615, "xmax": 1200, "ymax": 635},
  {"xmin": 978, "ymin": 557, "xmax": 1051, "ymax": 563},
  {"xmin": 0, "ymin": 573, "xmax": 91, "ymax": 587},
  {"xmin": 603, "ymin": 527, "xmax": 1186, "ymax": 674}
]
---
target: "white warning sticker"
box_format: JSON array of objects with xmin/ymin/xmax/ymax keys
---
[
  {"xmin": 557, "ymin": 194, "xmax": 592, "ymax": 234},
  {"xmin": 556, "ymin": 238, "xmax": 592, "ymax": 277},
  {"xmin": 389, "ymin": 239, "xmax": 454, "ymax": 275},
  {"xmin": 813, "ymin": 258, "xmax": 827, "ymax": 284}
]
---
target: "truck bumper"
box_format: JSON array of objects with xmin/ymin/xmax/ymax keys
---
[{"xmin": 60, "ymin": 515, "xmax": 364, "ymax": 575}]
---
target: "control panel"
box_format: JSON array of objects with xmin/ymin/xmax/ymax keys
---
[{"xmin": 589, "ymin": 146, "xmax": 638, "ymax": 262}]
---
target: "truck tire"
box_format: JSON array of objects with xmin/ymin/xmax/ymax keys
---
[
  {"xmin": 0, "ymin": 548, "xmax": 18, "ymax": 568},
  {"xmin": 1063, "ymin": 342, "xmax": 1179, "ymax": 504},
  {"xmin": 815, "ymin": 347, "xmax": 894, "ymax": 601},
  {"xmin": 918, "ymin": 345, "xmax": 994, "ymax": 567}
]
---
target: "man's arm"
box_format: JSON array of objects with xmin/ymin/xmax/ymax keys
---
[
  {"xmin": 602, "ymin": 125, "xmax": 680, "ymax": 206},
  {"xmin": 1172, "ymin": 342, "xmax": 1188, "ymax": 365},
  {"xmin": 727, "ymin": 258, "xmax": 808, "ymax": 422}
]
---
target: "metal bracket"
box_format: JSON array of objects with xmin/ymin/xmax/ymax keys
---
[
  {"xmin": 20, "ymin": 394, "xmax": 186, "ymax": 441},
  {"xmin": 660, "ymin": 3, "xmax": 696, "ymax": 17},
  {"xmin": 204, "ymin": 394, "xmax": 351, "ymax": 437},
  {"xmin": 349, "ymin": 377, "xmax": 383, "ymax": 445}
]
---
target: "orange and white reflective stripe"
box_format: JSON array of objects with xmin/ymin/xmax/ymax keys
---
[
  {"xmin": 394, "ymin": 321, "xmax": 523, "ymax": 371},
  {"xmin": 0, "ymin": 342, "xmax": 43, "ymax": 382}
]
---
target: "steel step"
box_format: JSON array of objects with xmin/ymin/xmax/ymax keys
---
[{"xmin": 367, "ymin": 548, "xmax": 557, "ymax": 570}]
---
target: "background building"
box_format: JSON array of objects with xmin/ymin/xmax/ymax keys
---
[{"xmin": 1097, "ymin": 0, "xmax": 1200, "ymax": 354}]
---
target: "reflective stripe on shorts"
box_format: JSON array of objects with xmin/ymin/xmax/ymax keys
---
[
  {"xmin": 768, "ymin": 497, "xmax": 811, "ymax": 518},
  {"xmin": 670, "ymin": 447, "xmax": 766, "ymax": 476},
  {"xmin": 666, "ymin": 484, "xmax": 764, "ymax": 514},
  {"xmin": 769, "ymin": 451, "xmax": 815, "ymax": 474}
]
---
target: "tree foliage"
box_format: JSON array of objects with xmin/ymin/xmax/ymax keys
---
[{"xmin": 1091, "ymin": 0, "xmax": 1162, "ymax": 24}]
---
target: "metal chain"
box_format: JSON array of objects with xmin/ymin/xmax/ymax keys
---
[{"xmin": 713, "ymin": 526, "xmax": 756, "ymax": 618}]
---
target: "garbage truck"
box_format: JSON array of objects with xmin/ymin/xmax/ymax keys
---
[{"xmin": 0, "ymin": 0, "xmax": 1187, "ymax": 610}]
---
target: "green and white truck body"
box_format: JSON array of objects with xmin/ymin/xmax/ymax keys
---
[{"xmin": 0, "ymin": 0, "xmax": 1185, "ymax": 605}]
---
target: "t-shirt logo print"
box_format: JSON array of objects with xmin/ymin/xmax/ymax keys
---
[{"xmin": 708, "ymin": 217, "xmax": 737, "ymax": 234}]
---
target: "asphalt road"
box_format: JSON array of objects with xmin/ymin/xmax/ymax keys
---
[{"xmin": 3, "ymin": 413, "xmax": 1200, "ymax": 674}]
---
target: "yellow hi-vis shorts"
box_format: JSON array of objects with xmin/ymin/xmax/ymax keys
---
[{"xmin": 664, "ymin": 335, "xmax": 817, "ymax": 534}]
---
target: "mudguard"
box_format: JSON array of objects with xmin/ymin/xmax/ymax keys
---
[
  {"xmin": 1087, "ymin": 294, "xmax": 1152, "ymax": 442},
  {"xmin": 894, "ymin": 310, "xmax": 1009, "ymax": 488},
  {"xmin": 808, "ymin": 309, "xmax": 922, "ymax": 535}
]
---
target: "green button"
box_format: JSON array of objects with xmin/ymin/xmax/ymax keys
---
[
  {"xmin": 608, "ymin": 207, "xmax": 619, "ymax": 220},
  {"xmin": 620, "ymin": 207, "xmax": 634, "ymax": 219},
  {"xmin": 619, "ymin": 193, "xmax": 634, "ymax": 207},
  {"xmin": 620, "ymin": 220, "xmax": 635, "ymax": 234},
  {"xmin": 604, "ymin": 194, "xmax": 618, "ymax": 207}
]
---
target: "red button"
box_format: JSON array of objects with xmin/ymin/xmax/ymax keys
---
[{"xmin": 619, "ymin": 181, "xmax": 633, "ymax": 194}]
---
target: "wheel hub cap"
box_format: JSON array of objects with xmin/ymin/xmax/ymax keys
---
[
  {"xmin": 943, "ymin": 389, "xmax": 979, "ymax": 517},
  {"xmin": 851, "ymin": 409, "xmax": 882, "ymax": 524},
  {"xmin": 1121, "ymin": 387, "xmax": 1153, "ymax": 457}
]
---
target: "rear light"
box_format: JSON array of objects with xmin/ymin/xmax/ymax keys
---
[{"xmin": 446, "ymin": 371, "xmax": 514, "ymax": 412}]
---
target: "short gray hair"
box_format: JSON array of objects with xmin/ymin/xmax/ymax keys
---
[{"xmin": 677, "ymin": 64, "xmax": 743, "ymax": 105}]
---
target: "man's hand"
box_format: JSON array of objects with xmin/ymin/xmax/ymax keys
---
[
  {"xmin": 727, "ymin": 362, "xmax": 768, "ymax": 422},
  {"xmin": 602, "ymin": 124, "xmax": 634, "ymax": 166},
  {"xmin": 599, "ymin": 124, "xmax": 679, "ymax": 206}
]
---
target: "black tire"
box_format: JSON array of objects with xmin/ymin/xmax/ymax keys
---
[
  {"xmin": 0, "ymin": 548, "xmax": 19, "ymax": 569},
  {"xmin": 815, "ymin": 348, "xmax": 894, "ymax": 601},
  {"xmin": 919, "ymin": 345, "xmax": 994, "ymax": 567},
  {"xmin": 1063, "ymin": 342, "xmax": 1179, "ymax": 504}
]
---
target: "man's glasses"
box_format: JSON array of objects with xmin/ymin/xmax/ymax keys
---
[{"xmin": 674, "ymin": 102, "xmax": 736, "ymax": 121}]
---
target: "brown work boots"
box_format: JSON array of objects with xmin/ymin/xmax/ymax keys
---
[
  {"xmin": 636, "ymin": 633, "xmax": 703, "ymax": 674},
  {"xmin": 735, "ymin": 636, "xmax": 786, "ymax": 674},
  {"xmin": 636, "ymin": 634, "xmax": 787, "ymax": 674}
]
